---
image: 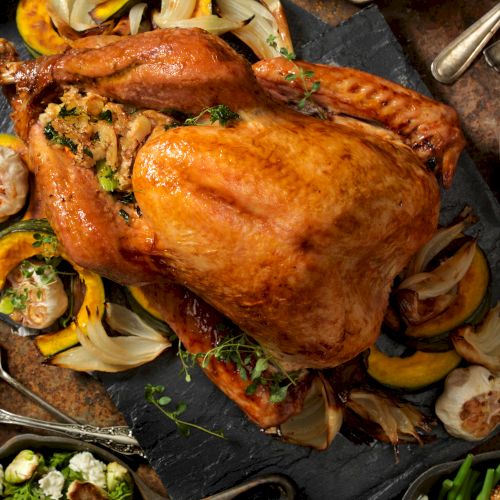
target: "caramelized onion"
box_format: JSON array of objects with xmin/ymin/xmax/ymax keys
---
[
  {"xmin": 346, "ymin": 389, "xmax": 433, "ymax": 446},
  {"xmin": 405, "ymin": 211, "xmax": 476, "ymax": 277},
  {"xmin": 50, "ymin": 305, "xmax": 170, "ymax": 372},
  {"xmin": 152, "ymin": 0, "xmax": 196, "ymax": 29},
  {"xmin": 399, "ymin": 241, "xmax": 476, "ymax": 300},
  {"xmin": 69, "ymin": 0, "xmax": 99, "ymax": 31},
  {"xmin": 275, "ymin": 374, "xmax": 342, "ymax": 450},
  {"xmin": 129, "ymin": 3, "xmax": 147, "ymax": 35},
  {"xmin": 451, "ymin": 303, "xmax": 500, "ymax": 375},
  {"xmin": 217, "ymin": 0, "xmax": 283, "ymax": 59},
  {"xmin": 164, "ymin": 15, "xmax": 244, "ymax": 35}
]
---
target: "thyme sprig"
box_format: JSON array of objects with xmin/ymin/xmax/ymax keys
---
[
  {"xmin": 184, "ymin": 105, "xmax": 240, "ymax": 127},
  {"xmin": 177, "ymin": 329, "xmax": 298, "ymax": 404},
  {"xmin": 266, "ymin": 34, "xmax": 321, "ymax": 111},
  {"xmin": 145, "ymin": 384, "xmax": 225, "ymax": 439}
]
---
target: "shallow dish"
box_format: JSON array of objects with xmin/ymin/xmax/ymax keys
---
[
  {"xmin": 402, "ymin": 450, "xmax": 500, "ymax": 500},
  {"xmin": 0, "ymin": 433, "xmax": 166, "ymax": 499}
]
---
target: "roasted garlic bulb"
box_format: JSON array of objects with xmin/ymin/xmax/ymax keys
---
[{"xmin": 435, "ymin": 365, "xmax": 500, "ymax": 441}]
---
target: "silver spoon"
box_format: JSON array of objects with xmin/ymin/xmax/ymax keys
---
[
  {"xmin": 0, "ymin": 345, "xmax": 78, "ymax": 424},
  {"xmin": 0, "ymin": 408, "xmax": 144, "ymax": 457},
  {"xmin": 431, "ymin": 3, "xmax": 500, "ymax": 84},
  {"xmin": 484, "ymin": 39, "xmax": 500, "ymax": 71}
]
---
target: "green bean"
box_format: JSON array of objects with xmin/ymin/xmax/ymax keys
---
[
  {"xmin": 476, "ymin": 468, "xmax": 494, "ymax": 500},
  {"xmin": 456, "ymin": 469, "xmax": 480, "ymax": 500},
  {"xmin": 438, "ymin": 479, "xmax": 454, "ymax": 500},
  {"xmin": 448, "ymin": 454, "xmax": 474, "ymax": 500}
]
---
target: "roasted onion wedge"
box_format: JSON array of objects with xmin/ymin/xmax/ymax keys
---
[
  {"xmin": 268, "ymin": 374, "xmax": 343, "ymax": 450},
  {"xmin": 451, "ymin": 303, "xmax": 500, "ymax": 375}
]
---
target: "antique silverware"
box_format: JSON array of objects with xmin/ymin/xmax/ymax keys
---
[
  {"xmin": 431, "ymin": 3, "xmax": 500, "ymax": 83},
  {"xmin": 484, "ymin": 39, "xmax": 500, "ymax": 71},
  {"xmin": 0, "ymin": 409, "xmax": 144, "ymax": 457},
  {"xmin": 0, "ymin": 346, "xmax": 78, "ymax": 424}
]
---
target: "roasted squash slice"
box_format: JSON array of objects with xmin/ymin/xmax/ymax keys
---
[
  {"xmin": 404, "ymin": 245, "xmax": 490, "ymax": 339},
  {"xmin": 0, "ymin": 134, "xmax": 25, "ymax": 154},
  {"xmin": 366, "ymin": 345, "xmax": 461, "ymax": 391},
  {"xmin": 90, "ymin": 0, "xmax": 141, "ymax": 24},
  {"xmin": 35, "ymin": 264, "xmax": 105, "ymax": 356},
  {"xmin": 126, "ymin": 285, "xmax": 172, "ymax": 335},
  {"xmin": 0, "ymin": 219, "xmax": 105, "ymax": 356},
  {"xmin": 16, "ymin": 0, "xmax": 68, "ymax": 56},
  {"xmin": 194, "ymin": 0, "xmax": 213, "ymax": 17}
]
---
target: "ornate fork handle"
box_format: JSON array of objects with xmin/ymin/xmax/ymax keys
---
[{"xmin": 0, "ymin": 409, "xmax": 144, "ymax": 456}]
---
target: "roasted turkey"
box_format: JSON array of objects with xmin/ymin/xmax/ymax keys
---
[{"xmin": 0, "ymin": 29, "xmax": 464, "ymax": 421}]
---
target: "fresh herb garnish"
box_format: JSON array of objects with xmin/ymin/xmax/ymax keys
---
[
  {"xmin": 96, "ymin": 160, "xmax": 119, "ymax": 192},
  {"xmin": 178, "ymin": 330, "xmax": 298, "ymax": 404},
  {"xmin": 32, "ymin": 232, "xmax": 59, "ymax": 260},
  {"xmin": 119, "ymin": 191, "xmax": 136, "ymax": 205},
  {"xmin": 145, "ymin": 384, "xmax": 225, "ymax": 439},
  {"xmin": 118, "ymin": 209, "xmax": 130, "ymax": 224},
  {"xmin": 44, "ymin": 122, "xmax": 78, "ymax": 154},
  {"xmin": 58, "ymin": 105, "xmax": 78, "ymax": 118},
  {"xmin": 0, "ymin": 287, "xmax": 29, "ymax": 314},
  {"xmin": 19, "ymin": 260, "xmax": 57, "ymax": 286},
  {"xmin": 266, "ymin": 34, "xmax": 321, "ymax": 111},
  {"xmin": 98, "ymin": 109, "xmax": 113, "ymax": 123},
  {"xmin": 184, "ymin": 105, "xmax": 240, "ymax": 127}
]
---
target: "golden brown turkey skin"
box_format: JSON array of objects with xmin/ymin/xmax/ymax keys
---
[
  {"xmin": 133, "ymin": 107, "xmax": 440, "ymax": 369},
  {"xmin": 0, "ymin": 29, "xmax": 455, "ymax": 370},
  {"xmin": 253, "ymin": 59, "xmax": 465, "ymax": 187}
]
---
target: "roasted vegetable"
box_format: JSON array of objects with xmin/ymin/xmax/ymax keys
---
[
  {"xmin": 435, "ymin": 365, "xmax": 500, "ymax": 441},
  {"xmin": 106, "ymin": 462, "xmax": 133, "ymax": 499},
  {"xmin": 451, "ymin": 303, "xmax": 500, "ymax": 375},
  {"xmin": 4, "ymin": 450, "xmax": 41, "ymax": 483},
  {"xmin": 16, "ymin": 0, "xmax": 68, "ymax": 56},
  {"xmin": 366, "ymin": 345, "xmax": 461, "ymax": 390},
  {"xmin": 35, "ymin": 262, "xmax": 105, "ymax": 355},
  {"xmin": 404, "ymin": 244, "xmax": 490, "ymax": 340},
  {"xmin": 0, "ymin": 218, "xmax": 105, "ymax": 354},
  {"xmin": 49, "ymin": 303, "xmax": 170, "ymax": 372},
  {"xmin": 0, "ymin": 260, "xmax": 68, "ymax": 330},
  {"xmin": 272, "ymin": 373, "xmax": 342, "ymax": 450}
]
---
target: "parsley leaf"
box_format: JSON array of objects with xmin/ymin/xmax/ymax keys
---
[
  {"xmin": 44, "ymin": 123, "xmax": 78, "ymax": 154},
  {"xmin": 96, "ymin": 161, "xmax": 119, "ymax": 192},
  {"xmin": 98, "ymin": 109, "xmax": 113, "ymax": 123},
  {"xmin": 58, "ymin": 105, "xmax": 78, "ymax": 118}
]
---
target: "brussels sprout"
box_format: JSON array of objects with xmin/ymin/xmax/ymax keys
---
[
  {"xmin": 107, "ymin": 462, "xmax": 133, "ymax": 500},
  {"xmin": 67, "ymin": 480, "xmax": 108, "ymax": 500},
  {"xmin": 0, "ymin": 463, "xmax": 4, "ymax": 495},
  {"xmin": 4, "ymin": 449, "xmax": 41, "ymax": 483}
]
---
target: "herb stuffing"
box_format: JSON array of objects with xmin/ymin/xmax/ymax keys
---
[{"xmin": 44, "ymin": 123, "xmax": 78, "ymax": 154}]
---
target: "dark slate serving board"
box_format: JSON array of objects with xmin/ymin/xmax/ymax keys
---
[{"xmin": 1, "ymin": 4, "xmax": 499, "ymax": 500}]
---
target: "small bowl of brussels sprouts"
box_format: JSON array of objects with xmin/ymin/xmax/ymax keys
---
[{"xmin": 0, "ymin": 433, "xmax": 166, "ymax": 499}]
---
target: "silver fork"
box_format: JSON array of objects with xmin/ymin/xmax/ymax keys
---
[
  {"xmin": 0, "ymin": 409, "xmax": 144, "ymax": 457},
  {"xmin": 0, "ymin": 346, "xmax": 144, "ymax": 456}
]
